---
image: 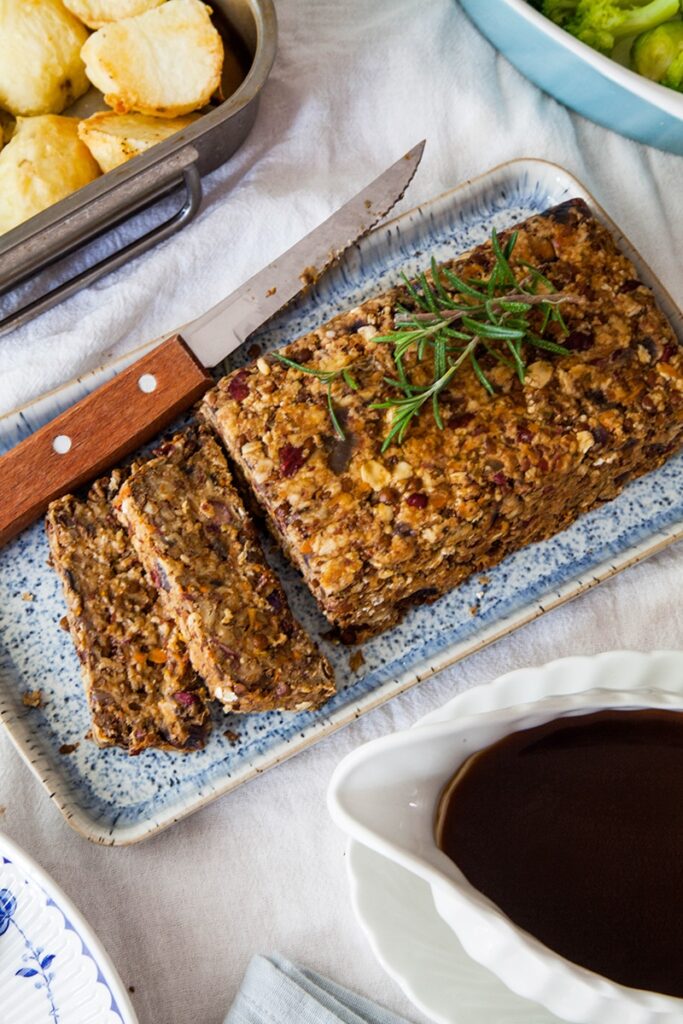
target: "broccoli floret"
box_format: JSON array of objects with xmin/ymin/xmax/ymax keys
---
[
  {"xmin": 565, "ymin": 0, "xmax": 681, "ymax": 54},
  {"xmin": 632, "ymin": 20, "xmax": 683, "ymax": 88},
  {"xmin": 541, "ymin": 0, "xmax": 581, "ymax": 27}
]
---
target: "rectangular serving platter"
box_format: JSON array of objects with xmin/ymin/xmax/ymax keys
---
[{"xmin": 1, "ymin": 158, "xmax": 682, "ymax": 845}]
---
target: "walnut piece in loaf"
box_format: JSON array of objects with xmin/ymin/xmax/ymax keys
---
[
  {"xmin": 201, "ymin": 199, "xmax": 683, "ymax": 642},
  {"xmin": 114, "ymin": 428, "xmax": 335, "ymax": 712},
  {"xmin": 46, "ymin": 472, "xmax": 211, "ymax": 754}
]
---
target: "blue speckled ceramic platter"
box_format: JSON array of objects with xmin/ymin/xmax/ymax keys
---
[
  {"xmin": 0, "ymin": 830, "xmax": 137, "ymax": 1022},
  {"xmin": 1, "ymin": 159, "xmax": 682, "ymax": 845}
]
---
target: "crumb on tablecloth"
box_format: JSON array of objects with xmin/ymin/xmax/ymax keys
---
[{"xmin": 349, "ymin": 649, "xmax": 365, "ymax": 672}]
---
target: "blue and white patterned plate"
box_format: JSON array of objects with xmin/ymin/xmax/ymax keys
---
[
  {"xmin": 1, "ymin": 159, "xmax": 682, "ymax": 845},
  {"xmin": 0, "ymin": 831, "xmax": 137, "ymax": 1023}
]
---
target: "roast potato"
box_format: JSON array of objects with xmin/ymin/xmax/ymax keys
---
[
  {"xmin": 0, "ymin": 116, "xmax": 101, "ymax": 234},
  {"xmin": 0, "ymin": 0, "xmax": 90, "ymax": 116},
  {"xmin": 81, "ymin": 0, "xmax": 224, "ymax": 117},
  {"xmin": 78, "ymin": 110, "xmax": 199, "ymax": 171},
  {"xmin": 63, "ymin": 0, "xmax": 166, "ymax": 30}
]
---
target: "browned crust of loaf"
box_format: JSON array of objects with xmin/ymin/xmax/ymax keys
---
[
  {"xmin": 114, "ymin": 427, "xmax": 335, "ymax": 712},
  {"xmin": 46, "ymin": 472, "xmax": 211, "ymax": 754},
  {"xmin": 201, "ymin": 199, "xmax": 683, "ymax": 641}
]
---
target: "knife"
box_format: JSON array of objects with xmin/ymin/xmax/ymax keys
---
[{"xmin": 0, "ymin": 141, "xmax": 425, "ymax": 547}]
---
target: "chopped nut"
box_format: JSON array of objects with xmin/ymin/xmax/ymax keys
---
[
  {"xmin": 241, "ymin": 440, "xmax": 264, "ymax": 461},
  {"xmin": 376, "ymin": 504, "xmax": 394, "ymax": 524},
  {"xmin": 58, "ymin": 615, "xmax": 69, "ymax": 632},
  {"xmin": 658, "ymin": 362, "xmax": 681, "ymax": 380},
  {"xmin": 393, "ymin": 461, "xmax": 413, "ymax": 482},
  {"xmin": 22, "ymin": 690, "xmax": 43, "ymax": 708},
  {"xmin": 525, "ymin": 360, "xmax": 554, "ymax": 389},
  {"xmin": 358, "ymin": 325, "xmax": 378, "ymax": 342},
  {"xmin": 576, "ymin": 430, "xmax": 595, "ymax": 454},
  {"xmin": 316, "ymin": 536, "xmax": 338, "ymax": 556},
  {"xmin": 251, "ymin": 458, "xmax": 274, "ymax": 485},
  {"xmin": 213, "ymin": 686, "xmax": 237, "ymax": 704},
  {"xmin": 360, "ymin": 459, "xmax": 391, "ymax": 490},
  {"xmin": 256, "ymin": 357, "xmax": 271, "ymax": 376},
  {"xmin": 21, "ymin": 591, "xmax": 34, "ymax": 602}
]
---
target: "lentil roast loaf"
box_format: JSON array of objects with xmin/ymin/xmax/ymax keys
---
[
  {"xmin": 202, "ymin": 199, "xmax": 683, "ymax": 642},
  {"xmin": 114, "ymin": 427, "xmax": 335, "ymax": 713},
  {"xmin": 46, "ymin": 472, "xmax": 211, "ymax": 754}
]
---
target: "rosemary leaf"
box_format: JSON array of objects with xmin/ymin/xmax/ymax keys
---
[
  {"xmin": 326, "ymin": 384, "xmax": 345, "ymax": 441},
  {"xmin": 470, "ymin": 350, "xmax": 495, "ymax": 394}
]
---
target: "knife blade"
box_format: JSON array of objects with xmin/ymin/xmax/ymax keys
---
[{"xmin": 0, "ymin": 141, "xmax": 425, "ymax": 546}]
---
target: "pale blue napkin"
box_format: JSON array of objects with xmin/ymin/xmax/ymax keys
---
[{"xmin": 225, "ymin": 954, "xmax": 414, "ymax": 1024}]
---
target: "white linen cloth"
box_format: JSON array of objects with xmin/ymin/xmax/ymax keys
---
[{"xmin": 1, "ymin": 1, "xmax": 682, "ymax": 1022}]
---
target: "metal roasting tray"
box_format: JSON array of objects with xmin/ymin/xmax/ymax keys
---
[{"xmin": 0, "ymin": 0, "xmax": 277, "ymax": 336}]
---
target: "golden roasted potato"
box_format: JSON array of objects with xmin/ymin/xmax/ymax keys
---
[
  {"xmin": 0, "ymin": 116, "xmax": 101, "ymax": 234},
  {"xmin": 0, "ymin": 0, "xmax": 90, "ymax": 116},
  {"xmin": 81, "ymin": 0, "xmax": 224, "ymax": 117},
  {"xmin": 63, "ymin": 0, "xmax": 166, "ymax": 30},
  {"xmin": 78, "ymin": 110, "xmax": 199, "ymax": 171}
]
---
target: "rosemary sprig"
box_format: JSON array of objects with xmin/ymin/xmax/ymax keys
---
[
  {"xmin": 274, "ymin": 354, "xmax": 359, "ymax": 440},
  {"xmin": 273, "ymin": 228, "xmax": 575, "ymax": 451},
  {"xmin": 369, "ymin": 229, "xmax": 574, "ymax": 450}
]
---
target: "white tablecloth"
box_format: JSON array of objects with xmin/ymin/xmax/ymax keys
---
[{"xmin": 1, "ymin": 2, "xmax": 682, "ymax": 1022}]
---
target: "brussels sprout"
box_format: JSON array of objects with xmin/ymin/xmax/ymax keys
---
[{"xmin": 632, "ymin": 20, "xmax": 683, "ymax": 90}]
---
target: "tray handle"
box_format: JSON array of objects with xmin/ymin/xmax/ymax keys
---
[{"xmin": 0, "ymin": 146, "xmax": 203, "ymax": 337}]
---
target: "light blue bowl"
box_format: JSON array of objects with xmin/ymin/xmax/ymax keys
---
[{"xmin": 459, "ymin": 0, "xmax": 683, "ymax": 155}]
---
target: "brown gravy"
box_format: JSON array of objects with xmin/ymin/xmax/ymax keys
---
[{"xmin": 436, "ymin": 709, "xmax": 683, "ymax": 997}]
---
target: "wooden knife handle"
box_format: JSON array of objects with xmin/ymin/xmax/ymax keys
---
[{"xmin": 0, "ymin": 334, "xmax": 212, "ymax": 547}]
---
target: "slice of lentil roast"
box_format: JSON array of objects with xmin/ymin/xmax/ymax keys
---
[
  {"xmin": 114, "ymin": 427, "xmax": 335, "ymax": 713},
  {"xmin": 201, "ymin": 199, "xmax": 683, "ymax": 642},
  {"xmin": 46, "ymin": 471, "xmax": 211, "ymax": 754}
]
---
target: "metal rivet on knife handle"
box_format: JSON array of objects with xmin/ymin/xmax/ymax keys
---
[{"xmin": 0, "ymin": 335, "xmax": 212, "ymax": 547}]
